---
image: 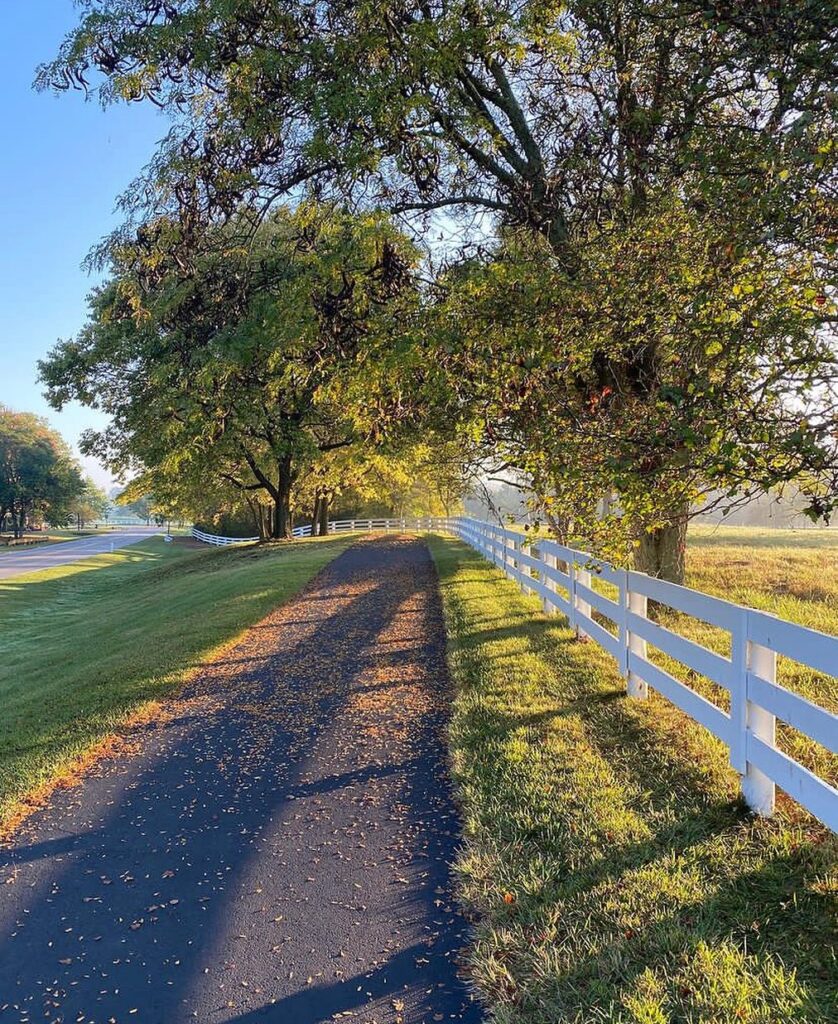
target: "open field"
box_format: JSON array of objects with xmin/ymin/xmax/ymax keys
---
[
  {"xmin": 430, "ymin": 533, "xmax": 836, "ymax": 1024},
  {"xmin": 0, "ymin": 534, "xmax": 352, "ymax": 829}
]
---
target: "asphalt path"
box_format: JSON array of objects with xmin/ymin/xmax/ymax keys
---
[
  {"xmin": 0, "ymin": 536, "xmax": 481, "ymax": 1024},
  {"xmin": 0, "ymin": 529, "xmax": 160, "ymax": 581}
]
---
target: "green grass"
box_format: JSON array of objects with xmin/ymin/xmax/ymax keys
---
[
  {"xmin": 0, "ymin": 530, "xmax": 98, "ymax": 551},
  {"xmin": 0, "ymin": 534, "xmax": 352, "ymax": 825},
  {"xmin": 429, "ymin": 534, "xmax": 836, "ymax": 1024}
]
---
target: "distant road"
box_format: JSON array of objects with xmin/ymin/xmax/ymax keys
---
[{"xmin": 0, "ymin": 529, "xmax": 161, "ymax": 581}]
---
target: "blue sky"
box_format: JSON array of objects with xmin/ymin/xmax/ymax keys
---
[{"xmin": 0, "ymin": 1, "xmax": 164, "ymax": 488}]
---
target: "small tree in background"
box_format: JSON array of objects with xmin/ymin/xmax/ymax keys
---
[{"xmin": 0, "ymin": 406, "xmax": 85, "ymax": 537}]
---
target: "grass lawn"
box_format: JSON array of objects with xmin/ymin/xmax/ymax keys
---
[
  {"xmin": 429, "ymin": 534, "xmax": 836, "ymax": 1024},
  {"xmin": 0, "ymin": 534, "xmax": 352, "ymax": 830}
]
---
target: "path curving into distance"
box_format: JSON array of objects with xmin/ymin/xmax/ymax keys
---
[
  {"xmin": 0, "ymin": 536, "xmax": 481, "ymax": 1024},
  {"xmin": 0, "ymin": 529, "xmax": 160, "ymax": 581}
]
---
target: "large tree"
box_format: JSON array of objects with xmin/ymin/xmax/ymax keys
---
[
  {"xmin": 0, "ymin": 407, "xmax": 85, "ymax": 537},
  {"xmin": 68, "ymin": 479, "xmax": 109, "ymax": 530},
  {"xmin": 40, "ymin": 204, "xmax": 419, "ymax": 538},
  {"xmin": 425, "ymin": 217, "xmax": 837, "ymax": 577}
]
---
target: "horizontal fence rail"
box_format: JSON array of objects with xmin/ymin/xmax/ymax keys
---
[
  {"xmin": 440, "ymin": 516, "xmax": 837, "ymax": 831},
  {"xmin": 191, "ymin": 527, "xmax": 259, "ymax": 546},
  {"xmin": 191, "ymin": 518, "xmax": 439, "ymax": 546}
]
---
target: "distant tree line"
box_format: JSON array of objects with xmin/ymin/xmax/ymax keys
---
[{"xmin": 0, "ymin": 406, "xmax": 107, "ymax": 537}]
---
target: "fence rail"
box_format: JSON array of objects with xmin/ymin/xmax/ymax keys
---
[
  {"xmin": 190, "ymin": 515, "xmax": 836, "ymax": 829},
  {"xmin": 191, "ymin": 518, "xmax": 439, "ymax": 545},
  {"xmin": 443, "ymin": 516, "xmax": 837, "ymax": 831}
]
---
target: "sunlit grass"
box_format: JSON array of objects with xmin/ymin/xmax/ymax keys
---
[
  {"xmin": 430, "ymin": 534, "xmax": 836, "ymax": 1024},
  {"xmin": 0, "ymin": 535, "xmax": 352, "ymax": 826}
]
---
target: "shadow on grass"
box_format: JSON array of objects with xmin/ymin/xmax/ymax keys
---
[
  {"xmin": 0, "ymin": 538, "xmax": 355, "ymax": 821},
  {"xmin": 434, "ymin": 542, "xmax": 836, "ymax": 1021}
]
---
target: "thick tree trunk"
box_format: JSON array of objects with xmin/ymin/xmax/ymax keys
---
[
  {"xmin": 271, "ymin": 456, "xmax": 295, "ymax": 539},
  {"xmin": 634, "ymin": 512, "xmax": 688, "ymax": 585},
  {"xmin": 318, "ymin": 495, "xmax": 329, "ymax": 536}
]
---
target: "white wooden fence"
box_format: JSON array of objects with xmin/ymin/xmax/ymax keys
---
[
  {"xmin": 191, "ymin": 527, "xmax": 260, "ymax": 546},
  {"xmin": 191, "ymin": 518, "xmax": 438, "ymax": 545},
  {"xmin": 190, "ymin": 515, "xmax": 837, "ymax": 829},
  {"xmin": 445, "ymin": 516, "xmax": 837, "ymax": 831}
]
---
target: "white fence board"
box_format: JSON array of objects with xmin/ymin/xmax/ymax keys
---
[
  {"xmin": 578, "ymin": 614, "xmax": 622, "ymax": 659},
  {"xmin": 575, "ymin": 580, "xmax": 621, "ymax": 623},
  {"xmin": 628, "ymin": 651, "xmax": 732, "ymax": 744},
  {"xmin": 626, "ymin": 611, "xmax": 734, "ymax": 690},
  {"xmin": 748, "ymin": 611, "xmax": 838, "ymax": 679},
  {"xmin": 627, "ymin": 571, "xmax": 741, "ymax": 631},
  {"xmin": 747, "ymin": 673, "xmax": 838, "ymax": 754},
  {"xmin": 748, "ymin": 736, "xmax": 838, "ymax": 832}
]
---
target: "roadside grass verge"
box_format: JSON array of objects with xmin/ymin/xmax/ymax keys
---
[
  {"xmin": 0, "ymin": 535, "xmax": 352, "ymax": 829},
  {"xmin": 429, "ymin": 535, "xmax": 836, "ymax": 1024},
  {"xmin": 0, "ymin": 530, "xmax": 98, "ymax": 551}
]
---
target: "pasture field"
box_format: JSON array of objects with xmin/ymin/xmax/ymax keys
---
[
  {"xmin": 0, "ymin": 534, "xmax": 352, "ymax": 830},
  {"xmin": 430, "ymin": 529, "xmax": 837, "ymax": 1024}
]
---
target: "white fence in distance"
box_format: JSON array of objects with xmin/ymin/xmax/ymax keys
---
[
  {"xmin": 191, "ymin": 527, "xmax": 260, "ymax": 546},
  {"xmin": 191, "ymin": 518, "xmax": 439, "ymax": 546},
  {"xmin": 190, "ymin": 516, "xmax": 837, "ymax": 830}
]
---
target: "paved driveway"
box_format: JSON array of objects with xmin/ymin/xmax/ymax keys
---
[{"xmin": 0, "ymin": 529, "xmax": 160, "ymax": 581}]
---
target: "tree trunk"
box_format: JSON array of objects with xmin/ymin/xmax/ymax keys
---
[
  {"xmin": 245, "ymin": 495, "xmax": 269, "ymax": 541},
  {"xmin": 312, "ymin": 495, "xmax": 323, "ymax": 536},
  {"xmin": 271, "ymin": 456, "xmax": 295, "ymax": 539},
  {"xmin": 634, "ymin": 512, "xmax": 688, "ymax": 585},
  {"xmin": 318, "ymin": 495, "xmax": 329, "ymax": 536}
]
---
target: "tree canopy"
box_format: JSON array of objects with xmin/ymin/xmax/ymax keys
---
[
  {"xmin": 40, "ymin": 203, "xmax": 421, "ymax": 538},
  {"xmin": 0, "ymin": 407, "xmax": 86, "ymax": 536},
  {"xmin": 37, "ymin": 0, "xmax": 838, "ymax": 579}
]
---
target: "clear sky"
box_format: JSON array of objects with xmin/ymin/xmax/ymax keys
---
[{"xmin": 0, "ymin": 1, "xmax": 165, "ymax": 489}]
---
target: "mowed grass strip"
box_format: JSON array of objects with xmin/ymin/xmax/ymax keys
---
[
  {"xmin": 0, "ymin": 535, "xmax": 352, "ymax": 827},
  {"xmin": 0, "ymin": 530, "xmax": 98, "ymax": 551},
  {"xmin": 429, "ymin": 535, "xmax": 836, "ymax": 1024}
]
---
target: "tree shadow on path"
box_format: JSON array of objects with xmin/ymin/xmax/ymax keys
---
[{"xmin": 0, "ymin": 538, "xmax": 481, "ymax": 1024}]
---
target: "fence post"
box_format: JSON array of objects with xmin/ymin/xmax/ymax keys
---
[
  {"xmin": 574, "ymin": 562, "xmax": 592, "ymax": 640},
  {"xmin": 541, "ymin": 546, "xmax": 558, "ymax": 615},
  {"xmin": 521, "ymin": 536, "xmax": 534, "ymax": 596},
  {"xmin": 505, "ymin": 533, "xmax": 516, "ymax": 579},
  {"xmin": 741, "ymin": 630, "xmax": 777, "ymax": 816},
  {"xmin": 729, "ymin": 609, "xmax": 748, "ymax": 775},
  {"xmin": 626, "ymin": 583, "xmax": 649, "ymax": 699}
]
